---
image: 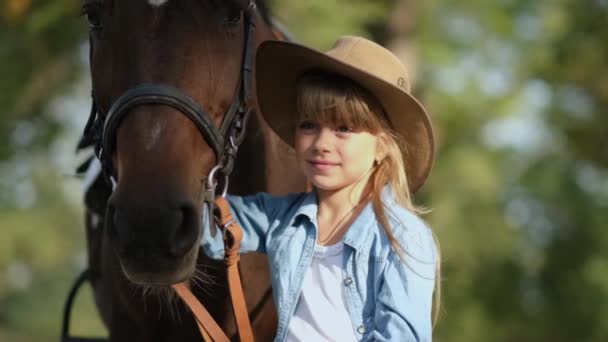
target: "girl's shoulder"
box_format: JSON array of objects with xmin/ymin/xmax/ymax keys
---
[
  {"xmin": 386, "ymin": 205, "xmax": 433, "ymax": 240},
  {"xmin": 380, "ymin": 203, "xmax": 437, "ymax": 275},
  {"xmin": 378, "ymin": 187, "xmax": 434, "ymax": 248}
]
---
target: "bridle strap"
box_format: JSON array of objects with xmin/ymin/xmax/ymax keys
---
[
  {"xmin": 101, "ymin": 84, "xmax": 225, "ymax": 160},
  {"xmin": 60, "ymin": 269, "xmax": 107, "ymax": 342},
  {"xmin": 239, "ymin": 6, "xmax": 257, "ymax": 111},
  {"xmin": 173, "ymin": 197, "xmax": 254, "ymax": 342},
  {"xmin": 173, "ymin": 283, "xmax": 230, "ymax": 342},
  {"xmin": 216, "ymin": 197, "xmax": 255, "ymax": 342}
]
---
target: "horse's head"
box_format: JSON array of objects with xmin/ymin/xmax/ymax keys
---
[{"xmin": 82, "ymin": 0, "xmax": 275, "ymax": 285}]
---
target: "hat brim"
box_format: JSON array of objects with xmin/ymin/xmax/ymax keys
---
[{"xmin": 255, "ymin": 40, "xmax": 435, "ymax": 193}]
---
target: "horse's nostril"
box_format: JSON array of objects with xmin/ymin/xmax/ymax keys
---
[
  {"xmin": 168, "ymin": 205, "xmax": 198, "ymax": 257},
  {"xmin": 106, "ymin": 199, "xmax": 199, "ymax": 259}
]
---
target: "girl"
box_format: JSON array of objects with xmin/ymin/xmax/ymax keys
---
[{"xmin": 202, "ymin": 36, "xmax": 440, "ymax": 342}]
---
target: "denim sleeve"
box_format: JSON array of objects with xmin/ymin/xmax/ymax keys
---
[
  {"xmin": 371, "ymin": 218, "xmax": 437, "ymax": 342},
  {"xmin": 199, "ymin": 193, "xmax": 280, "ymax": 260}
]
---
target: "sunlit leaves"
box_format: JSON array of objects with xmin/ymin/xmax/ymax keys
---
[{"xmin": 2, "ymin": 0, "xmax": 31, "ymax": 24}]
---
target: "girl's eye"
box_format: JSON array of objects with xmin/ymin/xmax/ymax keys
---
[
  {"xmin": 224, "ymin": 9, "xmax": 242, "ymax": 25},
  {"xmin": 224, "ymin": 1, "xmax": 244, "ymax": 25},
  {"xmin": 336, "ymin": 125, "xmax": 353, "ymax": 133},
  {"xmin": 298, "ymin": 121, "xmax": 318, "ymax": 131}
]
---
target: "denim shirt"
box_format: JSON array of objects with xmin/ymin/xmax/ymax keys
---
[{"xmin": 200, "ymin": 190, "xmax": 437, "ymax": 342}]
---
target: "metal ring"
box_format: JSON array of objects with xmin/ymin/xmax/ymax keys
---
[
  {"xmin": 205, "ymin": 164, "xmax": 223, "ymax": 190},
  {"xmin": 219, "ymin": 174, "xmax": 229, "ymax": 198},
  {"xmin": 205, "ymin": 164, "xmax": 230, "ymax": 198}
]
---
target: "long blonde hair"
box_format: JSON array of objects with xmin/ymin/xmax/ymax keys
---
[{"xmin": 295, "ymin": 71, "xmax": 442, "ymax": 325}]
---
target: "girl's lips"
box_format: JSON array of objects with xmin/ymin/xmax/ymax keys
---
[{"xmin": 308, "ymin": 160, "xmax": 338, "ymax": 171}]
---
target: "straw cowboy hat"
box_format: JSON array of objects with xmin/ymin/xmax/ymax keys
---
[{"xmin": 255, "ymin": 36, "xmax": 435, "ymax": 193}]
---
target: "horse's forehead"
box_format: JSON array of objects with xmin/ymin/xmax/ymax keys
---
[{"xmin": 148, "ymin": 0, "xmax": 169, "ymax": 7}]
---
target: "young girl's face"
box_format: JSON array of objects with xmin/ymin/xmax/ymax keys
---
[{"xmin": 294, "ymin": 119, "xmax": 379, "ymax": 192}]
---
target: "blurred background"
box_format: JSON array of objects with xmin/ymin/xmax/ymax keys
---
[{"xmin": 0, "ymin": 0, "xmax": 606, "ymax": 341}]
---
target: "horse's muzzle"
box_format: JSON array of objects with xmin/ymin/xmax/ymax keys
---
[{"xmin": 106, "ymin": 198, "xmax": 201, "ymax": 285}]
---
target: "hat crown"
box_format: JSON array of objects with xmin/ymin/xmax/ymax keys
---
[{"xmin": 327, "ymin": 36, "xmax": 411, "ymax": 93}]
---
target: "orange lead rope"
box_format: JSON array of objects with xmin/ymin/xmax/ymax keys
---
[
  {"xmin": 172, "ymin": 283, "xmax": 229, "ymax": 342},
  {"xmin": 215, "ymin": 197, "xmax": 256, "ymax": 342},
  {"xmin": 172, "ymin": 197, "xmax": 254, "ymax": 342}
]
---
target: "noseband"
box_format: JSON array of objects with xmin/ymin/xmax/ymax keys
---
[{"xmin": 78, "ymin": 2, "xmax": 258, "ymax": 205}]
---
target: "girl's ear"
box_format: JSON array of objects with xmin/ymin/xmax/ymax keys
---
[{"xmin": 375, "ymin": 134, "xmax": 388, "ymax": 163}]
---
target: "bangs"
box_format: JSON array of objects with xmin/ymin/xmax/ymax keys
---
[{"xmin": 295, "ymin": 71, "xmax": 390, "ymax": 133}]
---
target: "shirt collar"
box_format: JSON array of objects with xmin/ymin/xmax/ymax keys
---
[{"xmin": 293, "ymin": 191, "xmax": 318, "ymax": 223}]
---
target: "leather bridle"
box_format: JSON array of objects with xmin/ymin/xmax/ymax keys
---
[{"xmin": 78, "ymin": 1, "xmax": 258, "ymax": 206}]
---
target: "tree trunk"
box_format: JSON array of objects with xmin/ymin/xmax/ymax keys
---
[{"xmin": 384, "ymin": 0, "xmax": 419, "ymax": 87}]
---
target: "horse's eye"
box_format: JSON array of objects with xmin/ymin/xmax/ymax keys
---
[
  {"xmin": 81, "ymin": 0, "xmax": 104, "ymax": 32},
  {"xmin": 223, "ymin": 0, "xmax": 243, "ymax": 26},
  {"xmin": 224, "ymin": 11, "xmax": 242, "ymax": 26}
]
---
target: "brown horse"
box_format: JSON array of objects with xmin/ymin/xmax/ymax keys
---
[{"xmin": 69, "ymin": 0, "xmax": 304, "ymax": 341}]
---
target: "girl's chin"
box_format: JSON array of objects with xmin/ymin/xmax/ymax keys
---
[
  {"xmin": 307, "ymin": 174, "xmax": 371, "ymax": 194},
  {"xmin": 307, "ymin": 178, "xmax": 347, "ymax": 192}
]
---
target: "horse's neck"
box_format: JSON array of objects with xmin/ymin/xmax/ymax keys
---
[
  {"xmin": 227, "ymin": 10, "xmax": 305, "ymax": 196},
  {"xmin": 229, "ymin": 110, "xmax": 305, "ymax": 196}
]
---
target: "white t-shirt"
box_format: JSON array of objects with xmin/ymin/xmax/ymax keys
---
[{"xmin": 286, "ymin": 242, "xmax": 358, "ymax": 342}]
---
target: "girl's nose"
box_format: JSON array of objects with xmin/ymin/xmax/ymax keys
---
[{"xmin": 312, "ymin": 127, "xmax": 334, "ymax": 152}]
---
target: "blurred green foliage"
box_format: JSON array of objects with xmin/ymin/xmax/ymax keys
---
[
  {"xmin": 0, "ymin": 0, "xmax": 83, "ymax": 161},
  {"xmin": 416, "ymin": 1, "xmax": 607, "ymax": 341},
  {"xmin": 0, "ymin": 0, "xmax": 606, "ymax": 341},
  {"xmin": 0, "ymin": 1, "xmax": 102, "ymax": 341}
]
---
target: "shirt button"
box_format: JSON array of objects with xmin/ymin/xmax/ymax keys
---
[
  {"xmin": 343, "ymin": 277, "xmax": 353, "ymax": 286},
  {"xmin": 357, "ymin": 325, "xmax": 367, "ymax": 334}
]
